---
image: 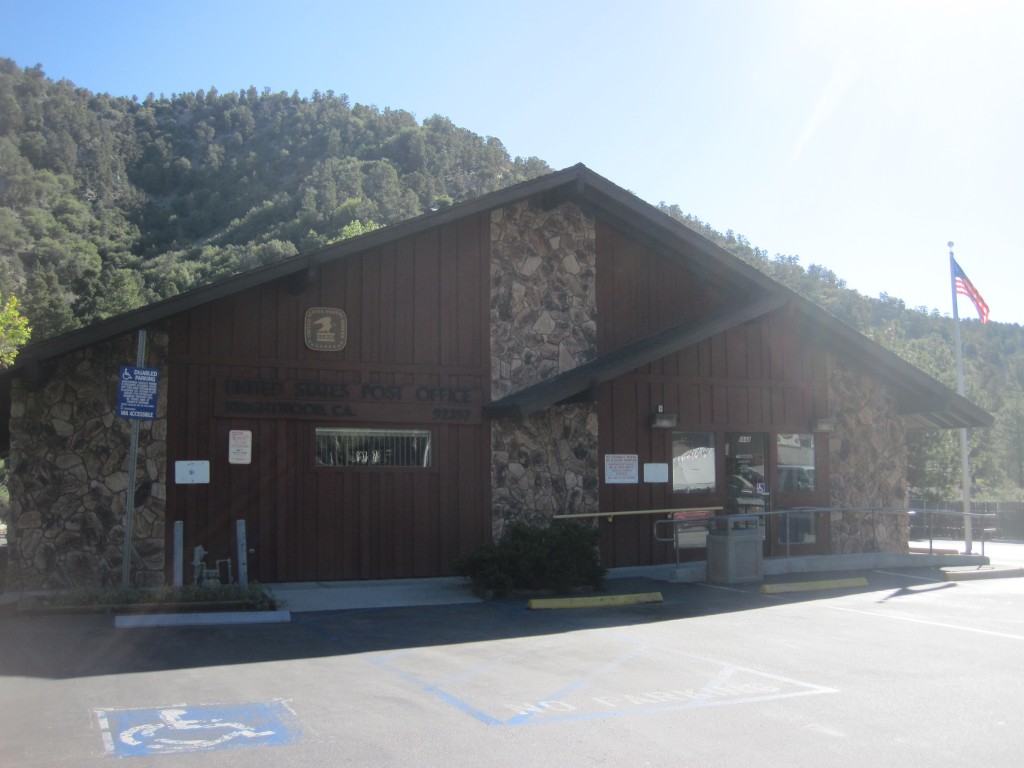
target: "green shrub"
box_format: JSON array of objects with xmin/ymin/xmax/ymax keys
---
[{"xmin": 453, "ymin": 521, "xmax": 605, "ymax": 598}]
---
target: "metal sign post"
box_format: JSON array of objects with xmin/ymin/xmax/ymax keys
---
[{"xmin": 120, "ymin": 330, "xmax": 155, "ymax": 589}]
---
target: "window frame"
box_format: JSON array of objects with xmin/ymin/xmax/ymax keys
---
[
  {"xmin": 313, "ymin": 426, "xmax": 435, "ymax": 470},
  {"xmin": 670, "ymin": 430, "xmax": 717, "ymax": 494}
]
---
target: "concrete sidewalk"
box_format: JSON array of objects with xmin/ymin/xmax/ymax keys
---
[
  {"xmin": 8, "ymin": 539, "xmax": 1021, "ymax": 616},
  {"xmin": 928, "ymin": 538, "xmax": 1024, "ymax": 580},
  {"xmin": 609, "ymin": 541, "xmax": 1005, "ymax": 585},
  {"xmin": 261, "ymin": 540, "xmax": 1024, "ymax": 612},
  {"xmin": 942, "ymin": 538, "xmax": 1024, "ymax": 564},
  {"xmin": 264, "ymin": 577, "xmax": 483, "ymax": 613}
]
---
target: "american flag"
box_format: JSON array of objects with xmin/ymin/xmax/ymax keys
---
[{"xmin": 953, "ymin": 259, "xmax": 990, "ymax": 324}]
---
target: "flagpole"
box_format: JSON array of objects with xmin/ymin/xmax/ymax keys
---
[{"xmin": 949, "ymin": 242, "xmax": 973, "ymax": 553}]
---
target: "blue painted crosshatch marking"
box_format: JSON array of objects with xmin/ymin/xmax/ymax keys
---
[
  {"xmin": 370, "ymin": 637, "xmax": 836, "ymax": 727},
  {"xmin": 95, "ymin": 701, "xmax": 299, "ymax": 757}
]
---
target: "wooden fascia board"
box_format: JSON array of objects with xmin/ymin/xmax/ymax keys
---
[
  {"xmin": 534, "ymin": 170, "xmax": 786, "ymax": 301},
  {"xmin": 576, "ymin": 179, "xmax": 776, "ymax": 291}
]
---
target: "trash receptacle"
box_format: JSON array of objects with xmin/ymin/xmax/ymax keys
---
[{"xmin": 706, "ymin": 515, "xmax": 763, "ymax": 585}]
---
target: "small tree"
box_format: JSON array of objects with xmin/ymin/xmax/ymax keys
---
[
  {"xmin": 0, "ymin": 293, "xmax": 28, "ymax": 529},
  {"xmin": 0, "ymin": 294, "xmax": 30, "ymax": 369}
]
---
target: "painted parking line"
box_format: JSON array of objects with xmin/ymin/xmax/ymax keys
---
[
  {"xmin": 828, "ymin": 606, "xmax": 1024, "ymax": 642},
  {"xmin": 95, "ymin": 700, "xmax": 300, "ymax": 757},
  {"xmin": 371, "ymin": 633, "xmax": 836, "ymax": 726}
]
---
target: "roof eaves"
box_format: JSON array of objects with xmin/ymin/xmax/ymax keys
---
[{"xmin": 794, "ymin": 301, "xmax": 993, "ymax": 429}]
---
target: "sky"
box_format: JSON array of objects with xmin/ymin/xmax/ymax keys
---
[{"xmin": 4, "ymin": 0, "xmax": 1023, "ymax": 324}]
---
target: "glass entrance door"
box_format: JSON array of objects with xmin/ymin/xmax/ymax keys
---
[
  {"xmin": 722, "ymin": 431, "xmax": 824, "ymax": 556},
  {"xmin": 723, "ymin": 433, "xmax": 768, "ymax": 544}
]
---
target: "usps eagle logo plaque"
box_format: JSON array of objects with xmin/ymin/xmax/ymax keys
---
[{"xmin": 304, "ymin": 307, "xmax": 347, "ymax": 352}]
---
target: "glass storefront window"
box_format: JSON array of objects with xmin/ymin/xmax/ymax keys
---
[
  {"xmin": 776, "ymin": 433, "xmax": 817, "ymax": 544},
  {"xmin": 776, "ymin": 433, "xmax": 815, "ymax": 491},
  {"xmin": 315, "ymin": 428, "xmax": 432, "ymax": 467},
  {"xmin": 671, "ymin": 432, "xmax": 715, "ymax": 493}
]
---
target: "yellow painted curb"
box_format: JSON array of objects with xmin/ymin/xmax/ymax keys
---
[
  {"xmin": 527, "ymin": 592, "xmax": 663, "ymax": 610},
  {"xmin": 760, "ymin": 577, "xmax": 868, "ymax": 595}
]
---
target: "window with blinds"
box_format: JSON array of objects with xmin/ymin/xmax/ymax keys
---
[{"xmin": 315, "ymin": 428, "xmax": 432, "ymax": 467}]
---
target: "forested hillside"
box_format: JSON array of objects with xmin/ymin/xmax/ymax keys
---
[
  {"xmin": 1, "ymin": 58, "xmax": 1021, "ymax": 500},
  {"xmin": 0, "ymin": 58, "xmax": 550, "ymax": 339}
]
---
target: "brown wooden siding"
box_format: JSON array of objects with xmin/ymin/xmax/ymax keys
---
[
  {"xmin": 166, "ymin": 215, "xmax": 492, "ymax": 582},
  {"xmin": 595, "ymin": 219, "xmax": 734, "ymax": 353},
  {"xmin": 595, "ymin": 225, "xmax": 830, "ymax": 567}
]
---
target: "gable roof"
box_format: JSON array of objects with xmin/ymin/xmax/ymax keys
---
[
  {"xmin": 0, "ymin": 163, "xmax": 773, "ymax": 373},
  {"xmin": 486, "ymin": 290, "xmax": 992, "ymax": 431},
  {"xmin": 0, "ymin": 164, "xmax": 992, "ymax": 437},
  {"xmin": 486, "ymin": 294, "xmax": 789, "ymax": 417}
]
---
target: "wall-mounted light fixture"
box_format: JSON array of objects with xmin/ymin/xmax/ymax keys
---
[
  {"xmin": 811, "ymin": 416, "xmax": 836, "ymax": 433},
  {"xmin": 651, "ymin": 405, "xmax": 678, "ymax": 429}
]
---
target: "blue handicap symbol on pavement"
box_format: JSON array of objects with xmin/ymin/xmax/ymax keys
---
[{"xmin": 96, "ymin": 701, "xmax": 299, "ymax": 756}]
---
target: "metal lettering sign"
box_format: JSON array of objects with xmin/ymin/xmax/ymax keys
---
[
  {"xmin": 117, "ymin": 366, "xmax": 159, "ymax": 420},
  {"xmin": 303, "ymin": 307, "xmax": 347, "ymax": 352}
]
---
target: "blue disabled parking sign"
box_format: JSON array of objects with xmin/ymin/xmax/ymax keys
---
[
  {"xmin": 96, "ymin": 701, "xmax": 300, "ymax": 756},
  {"xmin": 117, "ymin": 366, "xmax": 159, "ymax": 420}
]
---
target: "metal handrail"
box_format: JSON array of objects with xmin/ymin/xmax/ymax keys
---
[
  {"xmin": 554, "ymin": 506, "xmax": 723, "ymax": 522},
  {"xmin": 563, "ymin": 504, "xmax": 997, "ymax": 564},
  {"xmin": 651, "ymin": 506, "xmax": 997, "ymax": 562},
  {"xmin": 907, "ymin": 508, "xmax": 999, "ymax": 556},
  {"xmin": 655, "ymin": 507, "xmax": 974, "ymax": 561},
  {"xmin": 654, "ymin": 512, "xmax": 762, "ymax": 566},
  {"xmin": 653, "ymin": 515, "xmax": 707, "ymax": 567}
]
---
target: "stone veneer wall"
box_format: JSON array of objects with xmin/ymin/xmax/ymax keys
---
[
  {"xmin": 491, "ymin": 406, "xmax": 599, "ymax": 539},
  {"xmin": 827, "ymin": 356, "xmax": 909, "ymax": 553},
  {"xmin": 7, "ymin": 330, "xmax": 168, "ymax": 589},
  {"xmin": 489, "ymin": 201, "xmax": 600, "ymax": 534},
  {"xmin": 490, "ymin": 201, "xmax": 597, "ymax": 399}
]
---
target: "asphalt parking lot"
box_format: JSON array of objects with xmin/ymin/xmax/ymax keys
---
[{"xmin": 2, "ymin": 565, "xmax": 1023, "ymax": 767}]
